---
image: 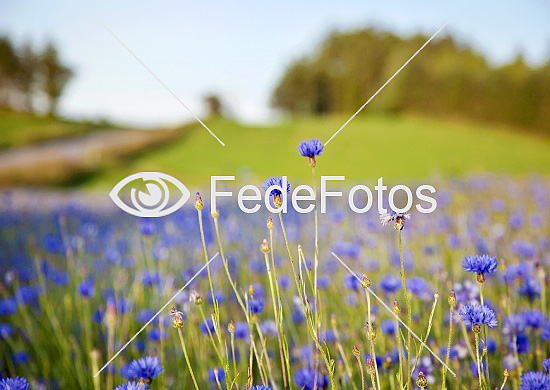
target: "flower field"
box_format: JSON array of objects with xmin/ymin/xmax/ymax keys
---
[{"xmin": 1, "ymin": 170, "xmax": 549, "ymax": 390}]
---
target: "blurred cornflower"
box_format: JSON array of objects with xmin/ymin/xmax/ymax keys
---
[
  {"xmin": 519, "ymin": 371, "xmax": 550, "ymax": 389},
  {"xmin": 518, "ymin": 279, "xmax": 541, "ymax": 302},
  {"xmin": 380, "ymin": 320, "xmax": 396, "ymax": 336},
  {"xmin": 121, "ymin": 356, "xmax": 164, "ymax": 383},
  {"xmin": 297, "ymin": 139, "xmax": 324, "ymax": 167},
  {"xmin": 543, "ymin": 358, "xmax": 550, "ymax": 373},
  {"xmin": 115, "ymin": 382, "xmax": 148, "ymax": 390},
  {"xmin": 262, "ymin": 177, "xmax": 290, "ymax": 197},
  {"xmin": 462, "ymin": 254, "xmax": 498, "ymax": 283},
  {"xmin": 0, "ymin": 323, "xmax": 13, "ymax": 339},
  {"xmin": 200, "ymin": 318, "xmax": 216, "ymax": 335},
  {"xmin": 294, "ymin": 366, "xmax": 329, "ymax": 389},
  {"xmin": 0, "ymin": 298, "xmax": 17, "ymax": 316},
  {"xmin": 208, "ymin": 368, "xmax": 225, "ymax": 383},
  {"xmin": 78, "ymin": 279, "xmax": 95, "ymax": 298},
  {"xmin": 522, "ymin": 310, "xmax": 546, "ymax": 330},
  {"xmin": 249, "ymin": 386, "xmax": 271, "ymax": 390},
  {"xmin": 380, "ymin": 275, "xmax": 401, "ymax": 293},
  {"xmin": 459, "ymin": 303, "xmax": 498, "ymax": 331}
]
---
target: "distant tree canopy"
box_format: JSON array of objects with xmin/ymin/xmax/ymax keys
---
[
  {"xmin": 272, "ymin": 28, "xmax": 550, "ymax": 133},
  {"xmin": 0, "ymin": 36, "xmax": 73, "ymax": 116}
]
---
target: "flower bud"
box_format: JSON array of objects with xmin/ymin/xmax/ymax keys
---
[
  {"xmin": 416, "ymin": 372, "xmax": 427, "ymax": 388},
  {"xmin": 393, "ymin": 299, "xmax": 400, "ymax": 315},
  {"xmin": 448, "ymin": 290, "xmax": 456, "ymax": 307},
  {"xmin": 211, "ymin": 207, "xmax": 219, "ymax": 218},
  {"xmin": 352, "ymin": 345, "xmax": 360, "ymax": 359},
  {"xmin": 248, "ymin": 285, "xmax": 255, "ymax": 297},
  {"xmin": 228, "ymin": 320, "xmax": 235, "ymax": 334},
  {"xmin": 362, "ymin": 274, "xmax": 371, "ymax": 288},
  {"xmin": 261, "ymin": 239, "xmax": 270, "ymax": 253},
  {"xmin": 366, "ymin": 358, "xmax": 375, "ymax": 375},
  {"xmin": 195, "ymin": 192, "xmax": 203, "ymax": 211},
  {"xmin": 267, "ymin": 217, "xmax": 274, "ymax": 230}
]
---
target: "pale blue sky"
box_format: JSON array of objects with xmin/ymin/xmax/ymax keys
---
[{"xmin": 1, "ymin": 0, "xmax": 549, "ymax": 126}]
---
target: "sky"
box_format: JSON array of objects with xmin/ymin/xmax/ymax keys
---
[{"xmin": 1, "ymin": 0, "xmax": 549, "ymax": 126}]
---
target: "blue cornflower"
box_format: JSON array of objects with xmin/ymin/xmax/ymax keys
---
[
  {"xmin": 249, "ymin": 386, "xmax": 271, "ymax": 390},
  {"xmin": 208, "ymin": 368, "xmax": 225, "ymax": 383},
  {"xmin": 518, "ymin": 279, "xmax": 541, "ymax": 302},
  {"xmin": 406, "ymin": 277, "xmax": 431, "ymax": 297},
  {"xmin": 462, "ymin": 255, "xmax": 498, "ymax": 281},
  {"xmin": 233, "ymin": 322, "xmax": 250, "ymax": 341},
  {"xmin": 16, "ymin": 286, "xmax": 40, "ymax": 305},
  {"xmin": 0, "ymin": 323, "xmax": 13, "ymax": 339},
  {"xmin": 380, "ymin": 275, "xmax": 401, "ymax": 293},
  {"xmin": 13, "ymin": 350, "xmax": 29, "ymax": 365},
  {"xmin": 519, "ymin": 371, "xmax": 550, "ymax": 390},
  {"xmin": 514, "ymin": 333, "xmax": 531, "ymax": 354},
  {"xmin": 298, "ymin": 139, "xmax": 324, "ymax": 167},
  {"xmin": 344, "ymin": 274, "xmax": 361, "ymax": 291},
  {"xmin": 0, "ymin": 377, "xmax": 30, "ymax": 390},
  {"xmin": 121, "ymin": 356, "xmax": 164, "ymax": 383},
  {"xmin": 115, "ymin": 382, "xmax": 148, "ymax": 390},
  {"xmin": 381, "ymin": 320, "xmax": 396, "ymax": 336},
  {"xmin": 147, "ymin": 328, "xmax": 167, "ymax": 343},
  {"xmin": 543, "ymin": 358, "xmax": 550, "ymax": 373},
  {"xmin": 262, "ymin": 177, "xmax": 290, "ymax": 197},
  {"xmin": 542, "ymin": 322, "xmax": 550, "ymax": 341},
  {"xmin": 249, "ymin": 298, "xmax": 265, "ymax": 315},
  {"xmin": 200, "ymin": 318, "xmax": 216, "ymax": 335},
  {"xmin": 459, "ymin": 303, "xmax": 498, "ymax": 331},
  {"xmin": 439, "ymin": 347, "xmax": 458, "ymax": 360},
  {"xmin": 78, "ymin": 280, "xmax": 95, "ymax": 298},
  {"xmin": 0, "ymin": 298, "xmax": 17, "ymax": 316},
  {"xmin": 294, "ymin": 366, "xmax": 329, "ymax": 390},
  {"xmin": 522, "ymin": 310, "xmax": 546, "ymax": 330}
]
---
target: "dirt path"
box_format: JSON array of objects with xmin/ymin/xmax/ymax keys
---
[{"xmin": 0, "ymin": 127, "xmax": 184, "ymax": 185}]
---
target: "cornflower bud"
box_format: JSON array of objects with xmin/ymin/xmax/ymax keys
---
[
  {"xmin": 393, "ymin": 299, "xmax": 400, "ymax": 315},
  {"xmin": 362, "ymin": 274, "xmax": 371, "ymax": 288},
  {"xmin": 416, "ymin": 372, "xmax": 427, "ymax": 388},
  {"xmin": 195, "ymin": 192, "xmax": 203, "ymax": 211},
  {"xmin": 261, "ymin": 239, "xmax": 270, "ymax": 253},
  {"xmin": 267, "ymin": 216, "xmax": 274, "ymax": 230},
  {"xmin": 211, "ymin": 207, "xmax": 219, "ymax": 218},
  {"xmin": 228, "ymin": 320, "xmax": 235, "ymax": 334},
  {"xmin": 448, "ymin": 290, "xmax": 456, "ymax": 307}
]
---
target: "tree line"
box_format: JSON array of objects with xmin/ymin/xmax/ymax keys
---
[
  {"xmin": 0, "ymin": 36, "xmax": 73, "ymax": 116},
  {"xmin": 272, "ymin": 28, "xmax": 550, "ymax": 133}
]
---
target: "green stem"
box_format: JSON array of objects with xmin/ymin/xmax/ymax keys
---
[
  {"xmin": 178, "ymin": 328, "xmax": 200, "ymax": 390},
  {"xmin": 442, "ymin": 306, "xmax": 454, "ymax": 390},
  {"xmin": 475, "ymin": 332, "xmax": 483, "ymax": 390},
  {"xmin": 398, "ymin": 230, "xmax": 412, "ymax": 388}
]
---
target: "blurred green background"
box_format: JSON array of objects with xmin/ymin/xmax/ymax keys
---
[{"xmin": 1, "ymin": 11, "xmax": 550, "ymax": 188}]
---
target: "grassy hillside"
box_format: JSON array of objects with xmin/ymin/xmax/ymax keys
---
[
  {"xmin": 83, "ymin": 114, "xmax": 550, "ymax": 190},
  {"xmin": 0, "ymin": 111, "xmax": 107, "ymax": 149}
]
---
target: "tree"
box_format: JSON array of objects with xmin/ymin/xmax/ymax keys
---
[{"xmin": 39, "ymin": 42, "xmax": 73, "ymax": 116}]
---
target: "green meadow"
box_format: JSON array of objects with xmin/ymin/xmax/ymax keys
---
[{"xmin": 83, "ymin": 114, "xmax": 550, "ymax": 190}]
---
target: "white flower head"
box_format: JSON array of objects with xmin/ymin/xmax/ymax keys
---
[{"xmin": 380, "ymin": 212, "xmax": 411, "ymax": 229}]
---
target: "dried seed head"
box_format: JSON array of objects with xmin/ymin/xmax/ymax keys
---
[
  {"xmin": 362, "ymin": 274, "xmax": 371, "ymax": 288},
  {"xmin": 170, "ymin": 307, "xmax": 184, "ymax": 328},
  {"xmin": 416, "ymin": 372, "xmax": 428, "ymax": 388},
  {"xmin": 393, "ymin": 299, "xmax": 400, "ymax": 315},
  {"xmin": 448, "ymin": 290, "xmax": 456, "ymax": 307},
  {"xmin": 195, "ymin": 192, "xmax": 203, "ymax": 211},
  {"xmin": 261, "ymin": 239, "xmax": 270, "ymax": 253},
  {"xmin": 352, "ymin": 345, "xmax": 360, "ymax": 359},
  {"xmin": 267, "ymin": 217, "xmax": 274, "ymax": 230},
  {"xmin": 190, "ymin": 291, "xmax": 202, "ymax": 305}
]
